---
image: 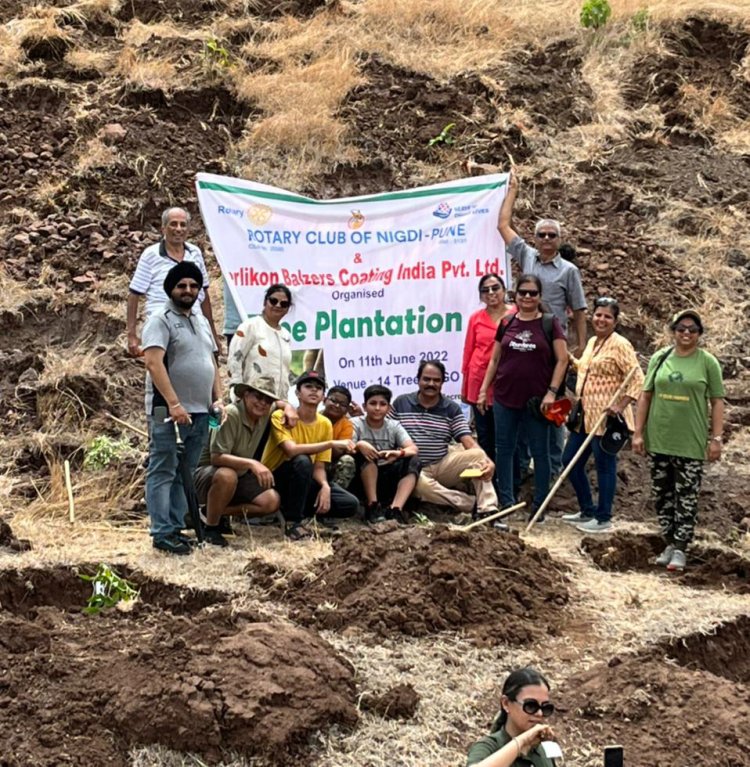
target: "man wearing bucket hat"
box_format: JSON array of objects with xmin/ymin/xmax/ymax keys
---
[
  {"xmin": 193, "ymin": 376, "xmax": 282, "ymax": 548},
  {"xmin": 142, "ymin": 261, "xmax": 223, "ymax": 555},
  {"xmin": 633, "ymin": 308, "xmax": 725, "ymax": 571}
]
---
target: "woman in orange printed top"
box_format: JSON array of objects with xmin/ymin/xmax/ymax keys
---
[
  {"xmin": 561, "ymin": 297, "xmax": 644, "ymax": 533},
  {"xmin": 461, "ymin": 274, "xmax": 512, "ymax": 462}
]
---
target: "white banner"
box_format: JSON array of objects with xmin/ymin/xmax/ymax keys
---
[{"xmin": 196, "ymin": 172, "xmax": 509, "ymax": 400}]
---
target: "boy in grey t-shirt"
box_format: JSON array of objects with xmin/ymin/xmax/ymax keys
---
[{"xmin": 352, "ymin": 384, "xmax": 419, "ymax": 523}]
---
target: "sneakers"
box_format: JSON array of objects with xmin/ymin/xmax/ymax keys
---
[
  {"xmin": 217, "ymin": 516, "xmax": 234, "ymax": 536},
  {"xmin": 203, "ymin": 525, "xmax": 229, "ymax": 548},
  {"xmin": 655, "ymin": 544, "xmax": 675, "ymax": 567},
  {"xmin": 491, "ymin": 520, "xmax": 510, "ymax": 532},
  {"xmin": 366, "ymin": 502, "xmax": 386, "ymax": 524},
  {"xmin": 285, "ymin": 523, "xmax": 313, "ymax": 541},
  {"xmin": 562, "ymin": 511, "xmax": 594, "ymax": 524},
  {"xmin": 528, "ymin": 512, "xmax": 546, "ymax": 526},
  {"xmin": 385, "ymin": 506, "xmax": 408, "ymax": 524},
  {"xmin": 153, "ymin": 535, "xmax": 192, "ymax": 556},
  {"xmin": 576, "ymin": 519, "xmax": 612, "ymax": 534},
  {"xmin": 666, "ymin": 549, "xmax": 686, "ymax": 571}
]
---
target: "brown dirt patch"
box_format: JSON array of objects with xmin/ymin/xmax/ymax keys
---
[
  {"xmin": 562, "ymin": 644, "xmax": 750, "ymax": 767},
  {"xmin": 247, "ymin": 524, "xmax": 569, "ymax": 645},
  {"xmin": 0, "ymin": 565, "xmax": 357, "ymax": 766},
  {"xmin": 581, "ymin": 531, "xmax": 750, "ymax": 594},
  {"xmin": 361, "ymin": 682, "xmax": 420, "ymax": 720}
]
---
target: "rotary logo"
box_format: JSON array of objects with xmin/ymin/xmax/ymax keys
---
[
  {"xmin": 246, "ymin": 204, "xmax": 273, "ymax": 225},
  {"xmin": 432, "ymin": 201, "xmax": 452, "ymax": 219},
  {"xmin": 348, "ymin": 210, "xmax": 365, "ymax": 229}
]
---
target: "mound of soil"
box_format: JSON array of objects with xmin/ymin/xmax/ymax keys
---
[
  {"xmin": 361, "ymin": 683, "xmax": 420, "ymax": 720},
  {"xmin": 0, "ymin": 519, "xmax": 31, "ymax": 552},
  {"xmin": 0, "ymin": 566, "xmax": 357, "ymax": 766},
  {"xmin": 581, "ymin": 532, "xmax": 750, "ymax": 594},
  {"xmin": 562, "ymin": 649, "xmax": 750, "ymax": 767},
  {"xmin": 247, "ymin": 524, "xmax": 569, "ymax": 645}
]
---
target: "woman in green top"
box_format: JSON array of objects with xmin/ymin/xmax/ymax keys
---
[
  {"xmin": 633, "ymin": 309, "xmax": 725, "ymax": 572},
  {"xmin": 466, "ymin": 667, "xmax": 557, "ymax": 767}
]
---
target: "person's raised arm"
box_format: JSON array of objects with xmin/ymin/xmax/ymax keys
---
[{"xmin": 497, "ymin": 170, "xmax": 520, "ymax": 246}]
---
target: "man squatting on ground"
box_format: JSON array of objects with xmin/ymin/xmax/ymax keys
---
[
  {"xmin": 391, "ymin": 360, "xmax": 500, "ymax": 525},
  {"xmin": 193, "ymin": 377, "xmax": 282, "ymax": 548},
  {"xmin": 351, "ymin": 384, "xmax": 419, "ymax": 524},
  {"xmin": 141, "ymin": 262, "xmax": 224, "ymax": 556},
  {"xmin": 497, "ymin": 171, "xmax": 588, "ymax": 474},
  {"xmin": 127, "ymin": 207, "xmax": 221, "ymax": 357},
  {"xmin": 260, "ymin": 370, "xmax": 360, "ymax": 541}
]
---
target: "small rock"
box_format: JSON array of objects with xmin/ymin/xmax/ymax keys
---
[{"xmin": 98, "ymin": 123, "xmax": 128, "ymax": 145}]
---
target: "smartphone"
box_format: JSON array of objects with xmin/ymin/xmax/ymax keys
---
[
  {"xmin": 604, "ymin": 745, "xmax": 624, "ymax": 767},
  {"xmin": 541, "ymin": 741, "xmax": 563, "ymax": 760},
  {"xmin": 154, "ymin": 405, "xmax": 168, "ymax": 422}
]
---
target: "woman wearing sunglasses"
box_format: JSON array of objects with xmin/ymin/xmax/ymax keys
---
[
  {"xmin": 561, "ymin": 297, "xmax": 644, "ymax": 533},
  {"xmin": 461, "ymin": 274, "xmax": 512, "ymax": 468},
  {"xmin": 633, "ymin": 309, "xmax": 725, "ymax": 572},
  {"xmin": 466, "ymin": 667, "xmax": 557, "ymax": 766},
  {"xmin": 228, "ymin": 284, "xmax": 294, "ymax": 401},
  {"xmin": 477, "ymin": 275, "xmax": 568, "ymax": 522}
]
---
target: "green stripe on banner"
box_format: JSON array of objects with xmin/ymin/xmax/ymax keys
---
[{"xmin": 197, "ymin": 178, "xmax": 506, "ymax": 205}]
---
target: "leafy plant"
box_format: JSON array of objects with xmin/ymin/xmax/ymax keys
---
[
  {"xmin": 203, "ymin": 39, "xmax": 232, "ymax": 70},
  {"xmin": 412, "ymin": 511, "xmax": 433, "ymax": 526},
  {"xmin": 427, "ymin": 122, "xmax": 456, "ymax": 148},
  {"xmin": 580, "ymin": 0, "xmax": 611, "ymax": 29},
  {"xmin": 83, "ymin": 435, "xmax": 133, "ymax": 470},
  {"xmin": 630, "ymin": 7, "xmax": 649, "ymax": 32},
  {"xmin": 80, "ymin": 564, "xmax": 139, "ymax": 614}
]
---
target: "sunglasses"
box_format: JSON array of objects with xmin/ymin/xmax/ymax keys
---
[
  {"xmin": 326, "ymin": 398, "xmax": 350, "ymax": 408},
  {"xmin": 267, "ymin": 297, "xmax": 290, "ymax": 308},
  {"xmin": 480, "ymin": 284, "xmax": 503, "ymax": 294},
  {"xmin": 247, "ymin": 390, "xmax": 275, "ymax": 405},
  {"xmin": 536, "ymin": 232, "xmax": 558, "ymax": 239},
  {"xmin": 515, "ymin": 699, "xmax": 556, "ymax": 717},
  {"xmin": 595, "ymin": 296, "xmax": 617, "ymax": 307},
  {"xmin": 675, "ymin": 324, "xmax": 699, "ymax": 334},
  {"xmin": 517, "ymin": 289, "xmax": 540, "ymax": 297},
  {"xmin": 175, "ymin": 282, "xmax": 200, "ymax": 290}
]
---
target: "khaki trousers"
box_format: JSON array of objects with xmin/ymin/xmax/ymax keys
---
[{"xmin": 415, "ymin": 448, "xmax": 498, "ymax": 513}]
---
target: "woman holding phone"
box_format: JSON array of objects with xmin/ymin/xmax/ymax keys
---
[{"xmin": 466, "ymin": 667, "xmax": 557, "ymax": 766}]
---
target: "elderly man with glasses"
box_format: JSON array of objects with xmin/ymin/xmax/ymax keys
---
[{"xmin": 497, "ymin": 170, "xmax": 589, "ymax": 477}]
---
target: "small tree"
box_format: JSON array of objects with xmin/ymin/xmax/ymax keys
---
[{"xmin": 580, "ymin": 0, "xmax": 612, "ymax": 29}]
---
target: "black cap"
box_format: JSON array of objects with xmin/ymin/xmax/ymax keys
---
[
  {"xmin": 295, "ymin": 369, "xmax": 326, "ymax": 389},
  {"xmin": 600, "ymin": 414, "xmax": 631, "ymax": 455},
  {"xmin": 163, "ymin": 261, "xmax": 204, "ymax": 296}
]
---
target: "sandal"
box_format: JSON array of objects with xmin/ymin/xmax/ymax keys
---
[{"xmin": 285, "ymin": 523, "xmax": 313, "ymax": 541}]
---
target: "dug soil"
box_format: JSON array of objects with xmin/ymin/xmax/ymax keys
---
[
  {"xmin": 562, "ymin": 615, "xmax": 750, "ymax": 767},
  {"xmin": 581, "ymin": 531, "xmax": 750, "ymax": 594},
  {"xmin": 0, "ymin": 565, "xmax": 357, "ymax": 766},
  {"xmin": 247, "ymin": 523, "xmax": 569, "ymax": 645}
]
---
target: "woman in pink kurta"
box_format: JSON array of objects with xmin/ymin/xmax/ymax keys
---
[{"xmin": 462, "ymin": 274, "xmax": 512, "ymax": 461}]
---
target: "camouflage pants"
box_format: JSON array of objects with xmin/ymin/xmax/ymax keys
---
[
  {"xmin": 649, "ymin": 453, "xmax": 704, "ymax": 547},
  {"xmin": 332, "ymin": 454, "xmax": 356, "ymax": 489}
]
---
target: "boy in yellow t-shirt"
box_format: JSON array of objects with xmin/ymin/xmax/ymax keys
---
[{"xmin": 262, "ymin": 371, "xmax": 358, "ymax": 540}]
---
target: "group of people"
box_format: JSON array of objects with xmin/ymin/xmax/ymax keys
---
[{"xmin": 128, "ymin": 183, "xmax": 725, "ymax": 570}]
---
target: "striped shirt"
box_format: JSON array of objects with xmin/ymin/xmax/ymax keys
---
[
  {"xmin": 129, "ymin": 240, "xmax": 210, "ymax": 319},
  {"xmin": 391, "ymin": 392, "xmax": 471, "ymax": 466}
]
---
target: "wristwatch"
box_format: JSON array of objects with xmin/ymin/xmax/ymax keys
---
[{"xmin": 709, "ymin": 436, "xmax": 723, "ymax": 443}]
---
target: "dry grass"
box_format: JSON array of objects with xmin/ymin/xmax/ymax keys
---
[
  {"xmin": 64, "ymin": 47, "xmax": 114, "ymax": 75},
  {"xmin": 73, "ymin": 136, "xmax": 119, "ymax": 174},
  {"xmin": 115, "ymin": 48, "xmax": 180, "ymax": 91}
]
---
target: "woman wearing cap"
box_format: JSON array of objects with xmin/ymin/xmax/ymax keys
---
[
  {"xmin": 633, "ymin": 310, "xmax": 725, "ymax": 571},
  {"xmin": 461, "ymin": 274, "xmax": 512, "ymax": 463},
  {"xmin": 466, "ymin": 667, "xmax": 557, "ymax": 767},
  {"xmin": 228, "ymin": 284, "xmax": 294, "ymax": 401},
  {"xmin": 561, "ymin": 297, "xmax": 644, "ymax": 533},
  {"xmin": 477, "ymin": 274, "xmax": 568, "ymax": 521}
]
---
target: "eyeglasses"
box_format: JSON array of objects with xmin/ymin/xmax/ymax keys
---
[
  {"xmin": 267, "ymin": 297, "xmax": 290, "ymax": 308},
  {"xmin": 326, "ymin": 398, "xmax": 349, "ymax": 408},
  {"xmin": 247, "ymin": 390, "xmax": 275, "ymax": 406},
  {"xmin": 536, "ymin": 232, "xmax": 559, "ymax": 240},
  {"xmin": 675, "ymin": 324, "xmax": 699, "ymax": 334},
  {"xmin": 517, "ymin": 289, "xmax": 540, "ymax": 297},
  {"xmin": 480, "ymin": 284, "xmax": 503, "ymax": 294},
  {"xmin": 175, "ymin": 281, "xmax": 200, "ymax": 290},
  {"xmin": 515, "ymin": 699, "xmax": 556, "ymax": 717}
]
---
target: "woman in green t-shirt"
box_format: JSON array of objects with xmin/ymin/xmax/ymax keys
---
[
  {"xmin": 466, "ymin": 667, "xmax": 557, "ymax": 767},
  {"xmin": 632, "ymin": 309, "xmax": 725, "ymax": 572}
]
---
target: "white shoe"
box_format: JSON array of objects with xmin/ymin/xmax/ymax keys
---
[
  {"xmin": 655, "ymin": 544, "xmax": 674, "ymax": 567},
  {"xmin": 561, "ymin": 512, "xmax": 594, "ymax": 524},
  {"xmin": 576, "ymin": 519, "xmax": 612, "ymax": 534},
  {"xmin": 666, "ymin": 549, "xmax": 686, "ymax": 571}
]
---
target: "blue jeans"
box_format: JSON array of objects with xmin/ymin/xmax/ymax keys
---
[
  {"xmin": 146, "ymin": 414, "xmax": 208, "ymax": 539},
  {"xmin": 562, "ymin": 430, "xmax": 617, "ymax": 522},
  {"xmin": 493, "ymin": 402, "xmax": 551, "ymax": 511},
  {"xmin": 549, "ymin": 423, "xmax": 564, "ymax": 475}
]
